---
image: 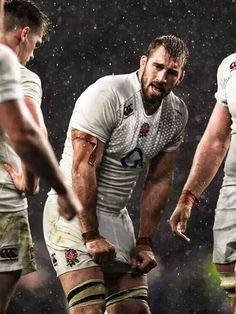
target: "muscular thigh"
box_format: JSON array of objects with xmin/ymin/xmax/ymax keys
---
[{"xmin": 60, "ymin": 267, "xmax": 106, "ymax": 313}]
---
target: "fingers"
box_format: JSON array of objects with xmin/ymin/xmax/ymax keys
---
[
  {"xmin": 86, "ymin": 239, "xmax": 116, "ymax": 264},
  {"xmin": 131, "ymin": 250, "xmax": 157, "ymax": 274},
  {"xmin": 168, "ymin": 205, "xmax": 191, "ymax": 243},
  {"xmin": 175, "ymin": 223, "xmax": 191, "ymax": 242},
  {"xmin": 4, "ymin": 163, "xmax": 19, "ymax": 178},
  {"xmin": 137, "ymin": 257, "xmax": 157, "ymax": 273}
]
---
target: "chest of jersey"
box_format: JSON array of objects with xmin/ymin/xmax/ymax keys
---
[{"xmin": 105, "ymin": 94, "xmax": 181, "ymax": 167}]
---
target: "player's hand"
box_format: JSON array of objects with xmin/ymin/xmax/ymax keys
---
[
  {"xmin": 168, "ymin": 203, "xmax": 191, "ymax": 242},
  {"xmin": 131, "ymin": 245, "xmax": 157, "ymax": 274},
  {"xmin": 4, "ymin": 163, "xmax": 40, "ymax": 195},
  {"xmin": 86, "ymin": 237, "xmax": 116, "ymax": 264},
  {"xmin": 57, "ymin": 188, "xmax": 81, "ymax": 220},
  {"xmin": 4, "ymin": 163, "xmax": 26, "ymax": 191}
]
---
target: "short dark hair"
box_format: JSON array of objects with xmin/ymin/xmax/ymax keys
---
[
  {"xmin": 4, "ymin": 0, "xmax": 52, "ymax": 40},
  {"xmin": 146, "ymin": 35, "xmax": 189, "ymax": 66}
]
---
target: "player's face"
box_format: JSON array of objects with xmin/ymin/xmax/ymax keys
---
[
  {"xmin": 18, "ymin": 27, "xmax": 43, "ymax": 65},
  {"xmin": 140, "ymin": 45, "xmax": 185, "ymax": 104}
]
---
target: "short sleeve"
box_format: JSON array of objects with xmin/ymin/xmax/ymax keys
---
[
  {"xmin": 70, "ymin": 79, "xmax": 119, "ymax": 143},
  {"xmin": 214, "ymin": 60, "xmax": 228, "ymax": 106},
  {"xmin": 0, "ymin": 44, "xmax": 22, "ymax": 102},
  {"xmin": 20, "ymin": 66, "xmax": 42, "ymax": 105},
  {"xmin": 163, "ymin": 100, "xmax": 188, "ymax": 152}
]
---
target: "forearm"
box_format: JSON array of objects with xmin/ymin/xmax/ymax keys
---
[
  {"xmin": 72, "ymin": 167, "xmax": 98, "ymax": 234},
  {"xmin": 12, "ymin": 127, "xmax": 67, "ymax": 196},
  {"xmin": 184, "ymin": 139, "xmax": 230, "ymax": 198},
  {"xmin": 138, "ymin": 177, "xmax": 172, "ymax": 239}
]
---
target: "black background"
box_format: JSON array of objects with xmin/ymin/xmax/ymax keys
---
[{"xmin": 8, "ymin": 1, "xmax": 236, "ymax": 313}]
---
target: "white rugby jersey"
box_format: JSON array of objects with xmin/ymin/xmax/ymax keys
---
[
  {"xmin": 59, "ymin": 71, "xmax": 188, "ymax": 212},
  {"xmin": 0, "ymin": 60, "xmax": 42, "ymax": 212},
  {"xmin": 215, "ymin": 53, "xmax": 236, "ymax": 185},
  {"xmin": 0, "ymin": 44, "xmax": 22, "ymax": 102}
]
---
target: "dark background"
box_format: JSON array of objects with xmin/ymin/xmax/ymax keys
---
[{"xmin": 7, "ymin": 0, "xmax": 236, "ymax": 313}]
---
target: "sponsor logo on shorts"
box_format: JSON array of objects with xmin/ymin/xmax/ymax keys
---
[
  {"xmin": 51, "ymin": 253, "xmax": 58, "ymax": 267},
  {"xmin": 0, "ymin": 247, "xmax": 18, "ymax": 261},
  {"xmin": 65, "ymin": 249, "xmax": 79, "ymax": 267}
]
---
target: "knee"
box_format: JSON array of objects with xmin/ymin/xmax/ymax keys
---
[
  {"xmin": 70, "ymin": 303, "xmax": 105, "ymax": 314},
  {"xmin": 107, "ymin": 300, "xmax": 151, "ymax": 314}
]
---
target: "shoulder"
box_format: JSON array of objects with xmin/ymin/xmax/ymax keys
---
[
  {"xmin": 167, "ymin": 92, "xmax": 188, "ymax": 118},
  {"xmin": 217, "ymin": 53, "xmax": 236, "ymax": 76},
  {"xmin": 20, "ymin": 65, "xmax": 41, "ymax": 87},
  {"xmin": 0, "ymin": 44, "xmax": 19, "ymax": 73},
  {"xmin": 89, "ymin": 72, "xmax": 140, "ymax": 100}
]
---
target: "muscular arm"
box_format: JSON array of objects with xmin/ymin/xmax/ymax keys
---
[
  {"xmin": 5, "ymin": 96, "xmax": 48, "ymax": 195},
  {"xmin": 169, "ymin": 104, "xmax": 231, "ymax": 240},
  {"xmin": 139, "ymin": 150, "xmax": 178, "ymax": 239},
  {"xmin": 71, "ymin": 129, "xmax": 105, "ymax": 233},
  {"xmin": 71, "ymin": 129, "xmax": 116, "ymax": 263},
  {"xmin": 0, "ymin": 100, "xmax": 69, "ymax": 196},
  {"xmin": 183, "ymin": 104, "xmax": 231, "ymax": 197},
  {"xmin": 22, "ymin": 96, "xmax": 47, "ymax": 194},
  {"xmin": 131, "ymin": 150, "xmax": 177, "ymax": 273}
]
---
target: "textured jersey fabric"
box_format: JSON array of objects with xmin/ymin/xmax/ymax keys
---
[
  {"xmin": 59, "ymin": 71, "xmax": 188, "ymax": 213},
  {"xmin": 215, "ymin": 53, "xmax": 236, "ymax": 186},
  {"xmin": 0, "ymin": 60, "xmax": 42, "ymax": 212}
]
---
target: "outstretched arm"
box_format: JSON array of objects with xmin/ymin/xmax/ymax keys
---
[
  {"xmin": 131, "ymin": 150, "xmax": 178, "ymax": 273},
  {"xmin": 169, "ymin": 103, "xmax": 231, "ymax": 241}
]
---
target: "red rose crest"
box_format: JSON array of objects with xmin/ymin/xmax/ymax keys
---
[
  {"xmin": 65, "ymin": 249, "xmax": 79, "ymax": 267},
  {"xmin": 139, "ymin": 122, "xmax": 150, "ymax": 137}
]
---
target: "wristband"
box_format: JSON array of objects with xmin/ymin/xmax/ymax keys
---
[
  {"xmin": 179, "ymin": 189, "xmax": 199, "ymax": 207},
  {"xmin": 136, "ymin": 237, "xmax": 153, "ymax": 248},
  {"xmin": 81, "ymin": 229, "xmax": 100, "ymax": 243}
]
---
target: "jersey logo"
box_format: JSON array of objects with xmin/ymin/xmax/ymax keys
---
[
  {"xmin": 0, "ymin": 247, "xmax": 18, "ymax": 261},
  {"xmin": 230, "ymin": 61, "xmax": 236, "ymax": 72},
  {"xmin": 139, "ymin": 122, "xmax": 150, "ymax": 137},
  {"xmin": 65, "ymin": 249, "xmax": 80, "ymax": 267},
  {"xmin": 124, "ymin": 103, "xmax": 134, "ymax": 118},
  {"xmin": 120, "ymin": 147, "xmax": 143, "ymax": 168}
]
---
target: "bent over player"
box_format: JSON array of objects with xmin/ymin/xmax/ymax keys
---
[
  {"xmin": 169, "ymin": 53, "xmax": 236, "ymax": 314},
  {"xmin": 0, "ymin": 1, "xmax": 81, "ymax": 312},
  {"xmin": 44, "ymin": 35, "xmax": 189, "ymax": 313}
]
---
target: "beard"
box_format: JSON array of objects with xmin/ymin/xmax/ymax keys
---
[{"xmin": 141, "ymin": 72, "xmax": 170, "ymax": 105}]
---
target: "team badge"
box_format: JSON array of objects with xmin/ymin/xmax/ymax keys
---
[
  {"xmin": 65, "ymin": 249, "xmax": 79, "ymax": 267},
  {"xmin": 139, "ymin": 122, "xmax": 150, "ymax": 137},
  {"xmin": 124, "ymin": 103, "xmax": 134, "ymax": 117}
]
